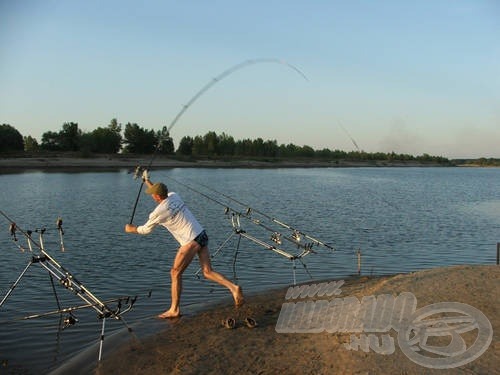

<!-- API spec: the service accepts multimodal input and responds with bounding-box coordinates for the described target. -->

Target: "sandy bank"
[93,264,498,375]
[0,156,451,172]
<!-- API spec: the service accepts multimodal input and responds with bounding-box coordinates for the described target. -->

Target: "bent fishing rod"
[129,58,308,224]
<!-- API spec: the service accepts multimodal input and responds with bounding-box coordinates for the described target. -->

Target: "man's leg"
[198,246,244,307]
[158,241,199,318]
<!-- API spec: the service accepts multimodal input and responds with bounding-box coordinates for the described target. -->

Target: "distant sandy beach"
[0,156,451,172]
[0,156,331,171]
[86,264,498,375]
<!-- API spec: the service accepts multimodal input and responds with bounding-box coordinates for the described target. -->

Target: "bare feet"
[233,286,244,308]
[158,309,180,319]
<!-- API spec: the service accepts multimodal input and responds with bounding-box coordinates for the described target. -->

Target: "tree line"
[0,120,174,155]
[0,120,451,163]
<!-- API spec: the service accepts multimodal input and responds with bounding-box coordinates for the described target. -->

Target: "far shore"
[0,155,459,172]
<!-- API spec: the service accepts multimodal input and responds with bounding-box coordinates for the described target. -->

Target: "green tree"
[234,138,253,156]
[156,126,174,154]
[123,123,156,153]
[218,132,235,156]
[23,136,39,152]
[40,122,81,151]
[279,143,300,157]
[78,132,94,154]
[109,118,121,134]
[83,119,122,153]
[204,131,219,156]
[315,148,333,159]
[0,124,24,152]
[191,135,206,156]
[59,122,81,151]
[262,140,278,157]
[86,127,122,153]
[251,138,264,156]
[177,136,194,155]
[41,130,61,150]
[298,145,315,157]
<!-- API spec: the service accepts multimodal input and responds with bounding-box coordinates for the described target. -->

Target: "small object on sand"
[244,317,258,328]
[222,317,236,329]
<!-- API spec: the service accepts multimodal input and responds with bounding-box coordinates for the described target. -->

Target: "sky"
[1,1,499,159]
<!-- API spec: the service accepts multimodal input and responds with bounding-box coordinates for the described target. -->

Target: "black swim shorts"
[194,230,209,247]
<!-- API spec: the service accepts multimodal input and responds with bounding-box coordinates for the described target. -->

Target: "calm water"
[0,167,499,373]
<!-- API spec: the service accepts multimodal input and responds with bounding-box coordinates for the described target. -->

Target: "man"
[125,173,244,318]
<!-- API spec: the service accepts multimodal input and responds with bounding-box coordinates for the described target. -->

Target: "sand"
[0,156,447,172]
[94,265,499,375]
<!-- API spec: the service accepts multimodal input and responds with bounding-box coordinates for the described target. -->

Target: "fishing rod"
[339,121,360,152]
[130,168,330,284]
[18,292,150,321]
[162,173,335,252]
[0,212,112,316]
[129,58,308,224]
[198,179,334,250]
[0,209,147,362]
[132,169,316,280]
[195,202,315,285]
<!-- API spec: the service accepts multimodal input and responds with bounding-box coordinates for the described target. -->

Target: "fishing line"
[186,177,334,250]
[337,121,401,212]
[142,171,320,285]
[156,172,334,259]
[339,121,360,152]
[129,58,308,224]
[165,173,334,251]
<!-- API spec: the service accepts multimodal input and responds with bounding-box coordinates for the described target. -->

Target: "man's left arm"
[125,224,138,233]
[125,169,154,234]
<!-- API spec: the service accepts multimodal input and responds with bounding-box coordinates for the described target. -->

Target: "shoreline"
[52,264,498,375]
[0,156,456,172]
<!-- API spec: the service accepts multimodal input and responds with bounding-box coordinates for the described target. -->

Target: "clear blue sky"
[1,1,499,158]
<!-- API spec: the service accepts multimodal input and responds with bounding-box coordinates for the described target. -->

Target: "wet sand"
[91,265,498,375]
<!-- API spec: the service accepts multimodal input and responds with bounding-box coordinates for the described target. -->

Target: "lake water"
[0,167,499,373]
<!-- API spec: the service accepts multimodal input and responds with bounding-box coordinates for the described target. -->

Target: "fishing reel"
[56,217,65,252]
[291,230,301,242]
[8,222,25,252]
[62,313,79,330]
[7,218,67,253]
[133,166,149,182]
[271,232,282,245]
[9,222,17,242]
[56,217,64,234]
[60,276,73,289]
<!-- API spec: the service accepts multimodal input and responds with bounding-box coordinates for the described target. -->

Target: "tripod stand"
[194,210,315,286]
[0,220,138,362]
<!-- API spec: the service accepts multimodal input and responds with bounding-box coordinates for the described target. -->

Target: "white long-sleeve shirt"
[136,192,204,246]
